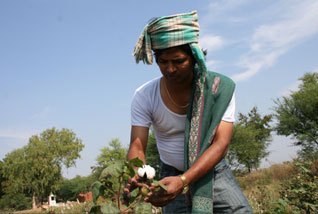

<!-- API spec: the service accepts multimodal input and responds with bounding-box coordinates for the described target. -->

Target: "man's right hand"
[123,174,149,205]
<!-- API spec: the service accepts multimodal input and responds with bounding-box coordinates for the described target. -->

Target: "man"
[126,11,252,213]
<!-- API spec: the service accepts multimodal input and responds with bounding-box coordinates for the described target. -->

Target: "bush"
[0,193,31,211]
[279,160,318,213]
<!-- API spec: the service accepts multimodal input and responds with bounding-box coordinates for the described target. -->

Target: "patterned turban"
[132,10,207,73]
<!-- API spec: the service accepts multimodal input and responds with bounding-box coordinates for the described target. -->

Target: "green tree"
[1,127,84,209]
[274,72,318,160]
[93,138,127,178]
[228,107,272,172]
[57,175,95,202]
[0,157,32,211]
[0,161,4,199]
[145,129,160,179]
[0,193,31,211]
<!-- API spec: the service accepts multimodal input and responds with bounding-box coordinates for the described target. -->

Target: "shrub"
[0,193,31,211]
[279,160,318,213]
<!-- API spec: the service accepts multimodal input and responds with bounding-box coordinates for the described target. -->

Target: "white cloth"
[131,77,235,171]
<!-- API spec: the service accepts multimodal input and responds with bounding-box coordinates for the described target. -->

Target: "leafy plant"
[279,160,318,213]
[90,157,166,213]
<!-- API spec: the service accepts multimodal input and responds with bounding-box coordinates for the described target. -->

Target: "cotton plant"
[90,158,167,214]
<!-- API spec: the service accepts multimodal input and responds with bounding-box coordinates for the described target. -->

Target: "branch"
[120,196,141,213]
[117,175,123,210]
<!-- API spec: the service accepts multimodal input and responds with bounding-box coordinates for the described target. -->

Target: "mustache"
[165,73,177,79]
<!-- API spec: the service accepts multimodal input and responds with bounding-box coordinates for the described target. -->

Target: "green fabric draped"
[132,10,235,213]
[184,69,235,213]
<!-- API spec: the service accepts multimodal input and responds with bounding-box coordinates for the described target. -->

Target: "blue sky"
[1,0,317,178]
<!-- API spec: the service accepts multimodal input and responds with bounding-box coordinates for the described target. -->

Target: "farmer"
[125,11,253,213]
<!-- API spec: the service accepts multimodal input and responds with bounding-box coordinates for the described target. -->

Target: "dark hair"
[153,44,207,63]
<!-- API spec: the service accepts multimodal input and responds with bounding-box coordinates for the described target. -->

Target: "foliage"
[56,175,95,202]
[237,160,318,214]
[237,162,294,213]
[1,127,84,208]
[0,160,6,199]
[274,72,318,160]
[93,138,127,179]
[228,107,272,172]
[90,157,166,213]
[145,129,160,179]
[0,193,31,211]
[279,160,318,213]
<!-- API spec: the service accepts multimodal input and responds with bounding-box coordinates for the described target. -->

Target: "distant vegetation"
[238,159,318,213]
[0,72,317,213]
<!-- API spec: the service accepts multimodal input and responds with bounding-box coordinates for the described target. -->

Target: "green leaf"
[135,202,152,214]
[130,188,139,198]
[100,202,119,214]
[129,157,144,168]
[90,205,102,214]
[100,160,124,179]
[152,180,168,191]
[92,181,102,204]
[124,161,136,177]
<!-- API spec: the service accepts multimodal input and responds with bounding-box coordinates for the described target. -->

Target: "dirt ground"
[13,208,42,213]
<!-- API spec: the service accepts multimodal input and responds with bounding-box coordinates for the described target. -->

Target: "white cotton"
[137,165,156,179]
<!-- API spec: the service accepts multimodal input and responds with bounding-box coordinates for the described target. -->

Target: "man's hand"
[144,176,184,207]
[123,174,149,205]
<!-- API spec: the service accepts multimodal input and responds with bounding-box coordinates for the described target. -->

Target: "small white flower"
[137,165,156,179]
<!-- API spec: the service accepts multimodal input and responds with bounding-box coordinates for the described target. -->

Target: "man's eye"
[158,59,167,63]
[174,59,186,64]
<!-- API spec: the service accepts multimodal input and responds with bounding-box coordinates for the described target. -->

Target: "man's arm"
[183,120,233,185]
[123,126,150,204]
[146,120,233,207]
[127,126,149,164]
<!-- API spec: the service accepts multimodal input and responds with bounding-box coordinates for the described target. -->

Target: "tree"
[0,161,4,199]
[274,72,318,160]
[145,129,160,179]
[227,107,272,172]
[1,127,84,209]
[93,138,127,178]
[56,175,95,202]
[0,157,32,211]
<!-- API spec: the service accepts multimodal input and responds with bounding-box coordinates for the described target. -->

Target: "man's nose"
[166,62,176,73]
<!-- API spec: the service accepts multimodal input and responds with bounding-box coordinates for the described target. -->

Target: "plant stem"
[120,197,140,213]
[117,175,123,210]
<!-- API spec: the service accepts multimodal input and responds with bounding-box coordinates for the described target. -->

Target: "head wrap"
[132,10,207,73]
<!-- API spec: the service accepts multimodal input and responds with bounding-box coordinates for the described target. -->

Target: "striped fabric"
[132,10,205,71]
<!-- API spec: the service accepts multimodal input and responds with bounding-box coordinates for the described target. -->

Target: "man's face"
[156,47,195,84]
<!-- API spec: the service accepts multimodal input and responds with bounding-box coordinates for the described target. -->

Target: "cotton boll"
[137,165,156,180]
[144,165,156,179]
[138,166,146,178]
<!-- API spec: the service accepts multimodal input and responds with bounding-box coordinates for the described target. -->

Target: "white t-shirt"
[131,77,235,171]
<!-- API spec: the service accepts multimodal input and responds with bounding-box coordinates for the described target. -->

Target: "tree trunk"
[32,194,37,209]
[32,193,41,209]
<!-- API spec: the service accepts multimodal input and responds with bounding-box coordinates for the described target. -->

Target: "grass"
[236,161,305,214]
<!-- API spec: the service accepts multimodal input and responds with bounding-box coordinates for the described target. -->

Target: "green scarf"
[184,69,235,213]
[133,10,235,213]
